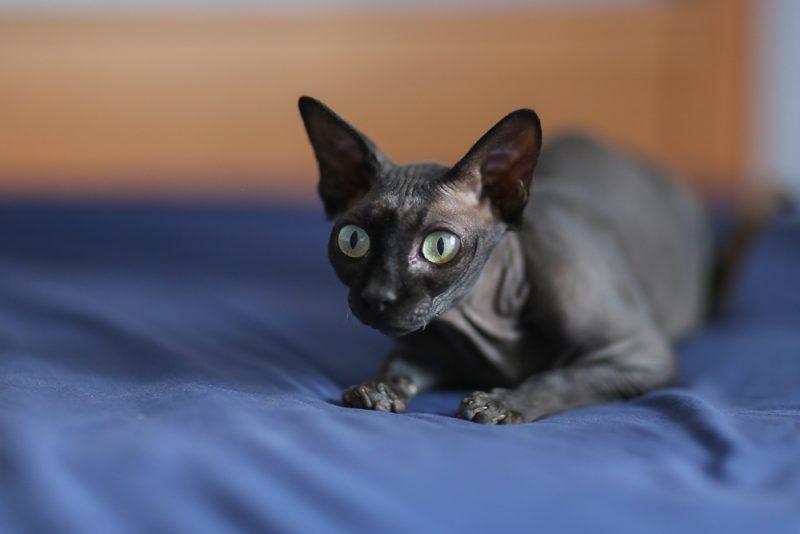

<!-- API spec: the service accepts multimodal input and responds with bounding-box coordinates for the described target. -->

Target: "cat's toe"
[341,382,407,413]
[457,391,524,425]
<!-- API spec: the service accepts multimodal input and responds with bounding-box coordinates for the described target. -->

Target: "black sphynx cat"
[299,96,711,424]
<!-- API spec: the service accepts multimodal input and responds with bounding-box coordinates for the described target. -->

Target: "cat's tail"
[707,185,794,319]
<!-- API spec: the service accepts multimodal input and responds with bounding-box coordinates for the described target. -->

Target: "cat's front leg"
[341,376,417,413]
[457,390,524,424]
[341,341,449,413]
[457,328,676,424]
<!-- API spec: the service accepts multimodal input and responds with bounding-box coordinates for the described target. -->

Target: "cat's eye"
[337,224,370,258]
[421,231,460,265]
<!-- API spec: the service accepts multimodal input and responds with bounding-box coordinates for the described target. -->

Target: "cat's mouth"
[376,324,418,336]
[361,315,427,337]
[348,298,431,336]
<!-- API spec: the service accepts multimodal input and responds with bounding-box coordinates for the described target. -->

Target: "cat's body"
[299,97,711,423]
[383,136,710,421]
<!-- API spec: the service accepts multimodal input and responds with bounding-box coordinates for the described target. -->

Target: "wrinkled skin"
[299,96,710,424]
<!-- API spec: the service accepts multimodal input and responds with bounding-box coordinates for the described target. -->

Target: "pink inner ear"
[328,135,364,173]
[447,108,539,222]
[479,147,531,218]
[482,148,520,177]
[332,135,361,158]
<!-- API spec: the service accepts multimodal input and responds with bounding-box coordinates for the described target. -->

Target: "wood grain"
[0,2,748,198]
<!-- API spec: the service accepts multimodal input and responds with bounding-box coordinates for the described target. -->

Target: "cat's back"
[524,133,712,341]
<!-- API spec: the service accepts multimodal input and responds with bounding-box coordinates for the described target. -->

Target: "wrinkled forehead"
[348,163,493,231]
[346,163,443,221]
[352,190,429,230]
[377,163,449,199]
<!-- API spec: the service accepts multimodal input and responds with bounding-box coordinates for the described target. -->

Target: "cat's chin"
[375,324,421,337]
[358,316,427,337]
[347,297,433,337]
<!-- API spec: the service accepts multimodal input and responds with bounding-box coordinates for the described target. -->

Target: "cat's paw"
[457,390,524,425]
[341,381,407,413]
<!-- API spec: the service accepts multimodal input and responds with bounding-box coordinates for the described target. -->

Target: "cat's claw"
[457,391,524,424]
[342,381,407,413]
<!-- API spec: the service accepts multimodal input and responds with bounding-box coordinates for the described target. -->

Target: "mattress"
[0,201,798,533]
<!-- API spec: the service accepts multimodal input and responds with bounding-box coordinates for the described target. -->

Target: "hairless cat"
[298,96,763,424]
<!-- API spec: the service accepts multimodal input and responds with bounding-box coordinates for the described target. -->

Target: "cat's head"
[299,96,541,336]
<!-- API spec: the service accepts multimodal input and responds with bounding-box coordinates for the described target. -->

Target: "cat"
[298,95,712,424]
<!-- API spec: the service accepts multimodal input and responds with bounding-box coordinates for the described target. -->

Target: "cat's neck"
[437,231,529,358]
[428,231,530,377]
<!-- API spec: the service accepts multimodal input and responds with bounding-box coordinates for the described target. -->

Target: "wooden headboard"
[0,0,748,199]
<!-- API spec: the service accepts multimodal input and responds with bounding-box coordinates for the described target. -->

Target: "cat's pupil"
[437,237,445,255]
[349,231,358,249]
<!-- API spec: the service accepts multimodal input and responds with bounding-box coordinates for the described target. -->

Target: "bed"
[1,201,798,533]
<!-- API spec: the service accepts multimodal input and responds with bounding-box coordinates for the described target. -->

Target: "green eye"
[422,231,460,264]
[337,224,370,258]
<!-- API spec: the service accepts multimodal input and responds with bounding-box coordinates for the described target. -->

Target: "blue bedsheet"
[1,202,798,533]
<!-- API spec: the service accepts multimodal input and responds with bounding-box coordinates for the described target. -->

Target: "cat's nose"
[360,286,398,314]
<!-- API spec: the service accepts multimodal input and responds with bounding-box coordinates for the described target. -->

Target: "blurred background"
[0,0,797,202]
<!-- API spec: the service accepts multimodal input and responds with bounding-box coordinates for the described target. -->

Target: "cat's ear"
[298,96,390,219]
[447,109,542,227]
